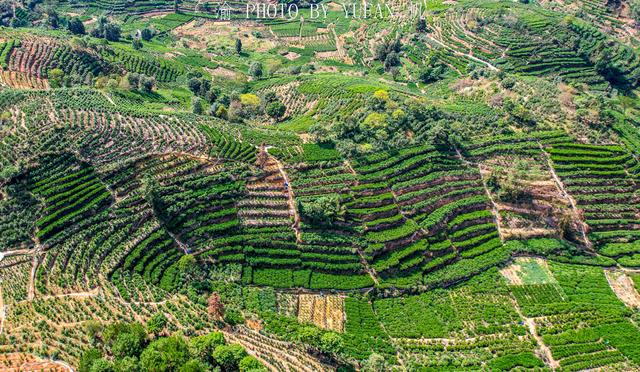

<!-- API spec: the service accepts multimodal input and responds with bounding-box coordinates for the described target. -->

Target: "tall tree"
[67,17,85,35]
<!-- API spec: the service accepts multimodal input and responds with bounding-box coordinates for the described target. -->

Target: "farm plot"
[238,150,302,288]
[257,81,317,119]
[538,0,636,42]
[224,325,334,372]
[341,297,397,363]
[479,155,576,240]
[0,255,31,304]
[0,174,39,252]
[2,38,108,84]
[116,154,247,276]
[287,148,372,290]
[255,74,400,129]
[350,144,507,288]
[425,1,640,90]
[548,143,640,264]
[297,294,344,332]
[0,276,211,366]
[99,47,182,82]
[23,151,243,295]
[0,71,48,89]
[347,148,429,287]
[372,269,542,370]
[53,107,209,165]
[25,153,112,244]
[201,125,257,163]
[509,261,640,371]
[500,257,557,285]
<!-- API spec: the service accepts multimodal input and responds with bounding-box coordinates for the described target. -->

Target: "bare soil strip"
[605,269,640,309]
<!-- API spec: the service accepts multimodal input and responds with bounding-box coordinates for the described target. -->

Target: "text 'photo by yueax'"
[243,1,425,20]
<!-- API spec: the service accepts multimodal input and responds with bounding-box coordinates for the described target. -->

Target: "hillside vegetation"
[1,0,640,370]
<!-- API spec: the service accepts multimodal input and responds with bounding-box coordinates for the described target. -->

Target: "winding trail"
[343,160,380,285]
[0,248,32,259]
[17,287,101,305]
[538,142,593,251]
[477,163,505,242]
[27,251,39,301]
[453,148,504,241]
[100,90,116,106]
[424,34,498,71]
[272,154,302,242]
[510,297,559,369]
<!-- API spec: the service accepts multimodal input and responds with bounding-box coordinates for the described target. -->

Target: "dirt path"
[393,331,514,346]
[453,148,505,241]
[372,304,405,368]
[538,142,593,251]
[272,155,302,242]
[342,160,380,285]
[167,230,190,254]
[100,90,116,106]
[0,248,32,261]
[477,163,505,242]
[510,297,559,369]
[424,34,498,71]
[18,287,101,304]
[20,360,73,372]
[356,248,380,286]
[605,269,640,309]
[27,252,39,301]
[330,24,346,59]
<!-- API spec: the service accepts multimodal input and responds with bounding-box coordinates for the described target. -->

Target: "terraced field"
[1,0,640,370]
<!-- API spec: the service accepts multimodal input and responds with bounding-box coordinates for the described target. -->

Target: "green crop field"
[0,0,640,370]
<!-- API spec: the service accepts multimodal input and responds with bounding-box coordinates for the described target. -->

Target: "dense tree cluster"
[310,89,466,156]
[90,16,121,42]
[127,73,157,93]
[79,321,266,372]
[298,195,346,226]
[68,17,85,35]
[374,37,402,72]
[188,74,222,114]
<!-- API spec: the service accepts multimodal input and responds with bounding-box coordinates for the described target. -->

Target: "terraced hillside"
[421,0,640,89]
[2,0,640,370]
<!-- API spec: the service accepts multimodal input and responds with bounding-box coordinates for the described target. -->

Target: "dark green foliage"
[68,17,85,35]
[91,16,121,42]
[141,28,154,41]
[415,17,427,33]
[298,195,346,226]
[212,344,247,370]
[239,356,267,371]
[79,348,103,372]
[249,62,263,78]
[103,322,148,359]
[140,336,190,371]
[488,352,544,370]
[188,332,225,365]
[266,101,286,119]
[147,313,168,336]
[0,180,38,250]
